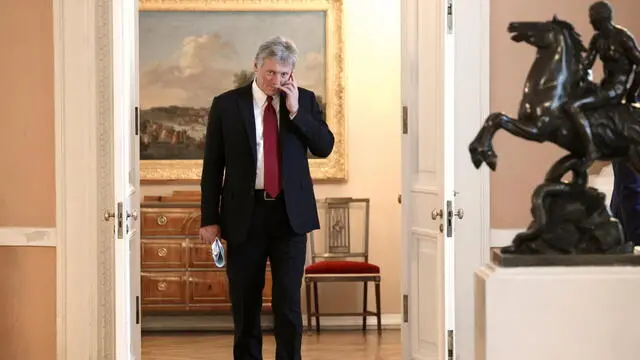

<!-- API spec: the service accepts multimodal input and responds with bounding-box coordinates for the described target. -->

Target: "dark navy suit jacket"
[199,84,334,243]
[610,159,640,245]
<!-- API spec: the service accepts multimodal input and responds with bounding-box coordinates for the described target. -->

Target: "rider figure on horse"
[564,1,640,162]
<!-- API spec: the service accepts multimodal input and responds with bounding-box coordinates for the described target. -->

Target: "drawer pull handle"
[157,281,168,291]
[157,215,168,225]
[157,248,167,257]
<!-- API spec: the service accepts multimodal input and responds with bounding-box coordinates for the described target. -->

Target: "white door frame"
[54,0,119,358]
[53,0,491,359]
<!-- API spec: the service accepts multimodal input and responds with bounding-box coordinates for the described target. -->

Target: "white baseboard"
[142,314,402,332]
[0,227,57,247]
[490,228,523,248]
[316,313,401,329]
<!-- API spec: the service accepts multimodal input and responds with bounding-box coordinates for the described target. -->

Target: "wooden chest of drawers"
[140,191,272,314]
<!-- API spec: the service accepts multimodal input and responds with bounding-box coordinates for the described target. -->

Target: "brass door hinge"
[402,294,408,322]
[447,329,454,360]
[116,201,123,239]
[402,106,408,134]
[447,0,453,34]
[135,295,140,325]
[134,106,139,135]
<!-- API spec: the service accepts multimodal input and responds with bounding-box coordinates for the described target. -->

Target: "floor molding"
[142,314,402,332]
[0,227,57,247]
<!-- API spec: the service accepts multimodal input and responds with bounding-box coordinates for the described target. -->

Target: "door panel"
[401,0,453,359]
[413,229,440,357]
[114,0,142,358]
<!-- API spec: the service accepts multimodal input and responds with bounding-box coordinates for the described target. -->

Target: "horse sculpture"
[469,16,640,255]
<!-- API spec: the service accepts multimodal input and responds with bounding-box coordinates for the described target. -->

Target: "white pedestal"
[475,263,640,360]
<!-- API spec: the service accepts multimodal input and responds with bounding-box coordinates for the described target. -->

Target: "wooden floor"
[142,329,401,360]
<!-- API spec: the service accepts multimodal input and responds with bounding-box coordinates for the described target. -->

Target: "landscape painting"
[138,0,346,183]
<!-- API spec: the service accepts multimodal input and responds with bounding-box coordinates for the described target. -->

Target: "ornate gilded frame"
[139,0,346,183]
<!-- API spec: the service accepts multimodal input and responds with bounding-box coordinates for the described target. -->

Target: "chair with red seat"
[304,197,381,333]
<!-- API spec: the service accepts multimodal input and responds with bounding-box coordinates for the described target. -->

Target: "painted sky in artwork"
[139,11,326,109]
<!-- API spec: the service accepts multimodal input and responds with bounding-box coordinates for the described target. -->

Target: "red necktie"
[263,96,281,197]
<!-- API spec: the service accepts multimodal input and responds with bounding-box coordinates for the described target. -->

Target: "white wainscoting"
[0,227,57,247]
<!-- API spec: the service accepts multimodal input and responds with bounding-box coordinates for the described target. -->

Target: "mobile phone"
[281,73,293,97]
[211,237,225,268]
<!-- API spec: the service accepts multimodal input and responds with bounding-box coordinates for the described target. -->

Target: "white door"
[113,0,142,358]
[401,0,455,359]
[401,0,492,359]
[401,0,490,359]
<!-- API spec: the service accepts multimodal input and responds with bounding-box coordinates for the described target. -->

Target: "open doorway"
[54,0,490,359]
[135,0,401,357]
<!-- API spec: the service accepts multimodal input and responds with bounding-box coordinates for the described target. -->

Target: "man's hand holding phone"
[278,73,299,117]
[200,225,225,267]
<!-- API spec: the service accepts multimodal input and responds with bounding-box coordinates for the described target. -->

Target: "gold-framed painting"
[138,0,346,183]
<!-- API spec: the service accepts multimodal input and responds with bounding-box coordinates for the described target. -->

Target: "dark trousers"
[226,190,307,360]
[610,159,640,245]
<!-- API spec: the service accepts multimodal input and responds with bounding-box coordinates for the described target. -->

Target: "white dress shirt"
[252,80,281,190]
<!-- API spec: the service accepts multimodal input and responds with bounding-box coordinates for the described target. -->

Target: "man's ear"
[253,62,259,72]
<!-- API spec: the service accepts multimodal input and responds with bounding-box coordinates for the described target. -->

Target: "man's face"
[254,57,293,96]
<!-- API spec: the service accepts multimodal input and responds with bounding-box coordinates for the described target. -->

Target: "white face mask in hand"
[211,237,225,268]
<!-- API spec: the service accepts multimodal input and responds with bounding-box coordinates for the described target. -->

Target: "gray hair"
[254,36,298,69]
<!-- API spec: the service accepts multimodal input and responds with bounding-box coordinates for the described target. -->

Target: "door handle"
[454,208,464,219]
[431,209,443,220]
[127,210,138,221]
[104,210,115,221]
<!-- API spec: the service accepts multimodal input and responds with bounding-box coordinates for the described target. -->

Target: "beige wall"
[0,248,56,360]
[490,0,640,228]
[0,0,56,359]
[0,1,55,226]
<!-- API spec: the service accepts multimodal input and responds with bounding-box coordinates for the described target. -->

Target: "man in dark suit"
[199,36,334,360]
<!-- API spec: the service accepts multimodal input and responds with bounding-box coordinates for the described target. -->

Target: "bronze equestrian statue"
[468,2,640,255]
